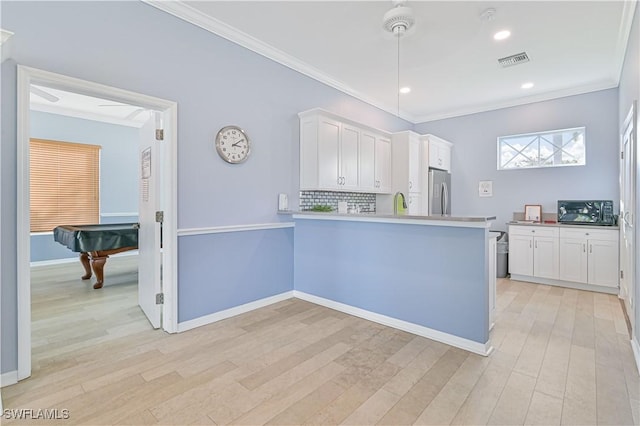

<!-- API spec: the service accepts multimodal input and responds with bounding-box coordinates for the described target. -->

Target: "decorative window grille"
[498,127,586,170]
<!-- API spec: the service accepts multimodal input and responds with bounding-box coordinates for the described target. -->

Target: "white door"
[589,239,620,288]
[317,118,341,189]
[340,124,360,190]
[359,131,376,191]
[559,238,588,283]
[138,114,162,328]
[408,136,421,192]
[509,235,534,276]
[620,103,636,326]
[375,137,391,193]
[533,236,559,279]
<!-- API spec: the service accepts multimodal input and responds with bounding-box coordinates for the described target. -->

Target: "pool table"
[53,223,139,289]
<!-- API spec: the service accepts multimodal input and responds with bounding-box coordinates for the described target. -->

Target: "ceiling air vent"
[498,52,530,68]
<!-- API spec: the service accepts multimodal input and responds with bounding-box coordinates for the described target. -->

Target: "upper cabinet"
[374,136,392,193]
[392,131,428,215]
[392,131,423,194]
[426,134,453,172]
[299,109,392,194]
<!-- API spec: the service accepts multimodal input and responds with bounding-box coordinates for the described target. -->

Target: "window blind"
[30,138,101,232]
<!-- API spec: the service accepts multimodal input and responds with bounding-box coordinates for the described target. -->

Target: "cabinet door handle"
[590,244,592,253]
[535,241,538,249]
[583,244,586,252]
[529,241,532,249]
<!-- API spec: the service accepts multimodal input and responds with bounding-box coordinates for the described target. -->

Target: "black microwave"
[557,200,615,225]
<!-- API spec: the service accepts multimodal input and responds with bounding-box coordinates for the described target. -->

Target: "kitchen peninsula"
[290,211,497,356]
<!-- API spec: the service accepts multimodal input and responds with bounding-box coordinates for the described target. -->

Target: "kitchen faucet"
[394,192,407,215]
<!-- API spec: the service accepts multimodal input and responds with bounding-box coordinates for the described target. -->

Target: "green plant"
[310,204,334,212]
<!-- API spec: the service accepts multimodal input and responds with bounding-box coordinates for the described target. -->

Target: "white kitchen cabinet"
[391,131,427,214]
[359,131,376,191]
[375,136,392,193]
[316,116,341,189]
[407,194,422,215]
[340,124,360,190]
[559,228,619,288]
[408,136,421,192]
[427,135,452,172]
[299,109,392,194]
[508,226,559,279]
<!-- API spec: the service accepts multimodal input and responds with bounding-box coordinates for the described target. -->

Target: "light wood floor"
[3,257,639,425]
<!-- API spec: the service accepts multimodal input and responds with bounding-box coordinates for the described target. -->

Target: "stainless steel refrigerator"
[428,168,451,215]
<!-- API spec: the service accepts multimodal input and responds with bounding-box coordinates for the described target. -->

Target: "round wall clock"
[215,125,251,164]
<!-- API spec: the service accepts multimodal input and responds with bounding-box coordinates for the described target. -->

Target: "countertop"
[280,210,496,228]
[508,221,619,230]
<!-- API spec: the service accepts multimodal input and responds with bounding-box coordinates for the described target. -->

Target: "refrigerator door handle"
[442,182,449,215]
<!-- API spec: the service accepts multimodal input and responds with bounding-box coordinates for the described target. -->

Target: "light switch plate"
[278,193,288,211]
[479,180,493,197]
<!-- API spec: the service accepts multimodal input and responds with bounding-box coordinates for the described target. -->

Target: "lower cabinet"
[509,224,619,291]
[407,194,422,215]
[559,228,619,288]
[508,226,559,279]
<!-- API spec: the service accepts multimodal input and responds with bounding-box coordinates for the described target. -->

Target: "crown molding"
[413,80,619,124]
[143,0,633,126]
[613,0,638,84]
[142,0,417,123]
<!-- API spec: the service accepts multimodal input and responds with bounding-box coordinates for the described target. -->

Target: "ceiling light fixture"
[521,82,534,89]
[400,87,411,94]
[493,30,511,41]
[383,0,415,117]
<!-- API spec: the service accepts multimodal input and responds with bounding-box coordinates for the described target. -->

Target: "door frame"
[16,65,178,381]
[620,101,637,333]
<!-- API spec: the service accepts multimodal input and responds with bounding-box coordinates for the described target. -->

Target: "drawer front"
[560,227,618,242]
[509,225,559,238]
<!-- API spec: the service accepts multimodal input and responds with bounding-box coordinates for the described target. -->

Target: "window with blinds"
[30,138,101,232]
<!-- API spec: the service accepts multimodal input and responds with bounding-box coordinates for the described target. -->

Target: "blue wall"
[178,228,294,323]
[29,111,139,262]
[294,219,489,344]
[414,89,619,231]
[0,1,410,374]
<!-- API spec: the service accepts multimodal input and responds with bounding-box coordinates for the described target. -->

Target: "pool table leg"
[90,254,108,289]
[80,252,92,280]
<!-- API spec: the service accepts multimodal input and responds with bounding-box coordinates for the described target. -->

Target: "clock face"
[215,126,250,164]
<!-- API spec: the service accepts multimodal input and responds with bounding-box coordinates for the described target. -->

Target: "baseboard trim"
[1,370,18,388]
[177,291,294,332]
[509,274,619,295]
[631,336,640,375]
[293,290,493,356]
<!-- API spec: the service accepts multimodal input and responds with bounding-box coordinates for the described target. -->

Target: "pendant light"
[383,1,415,117]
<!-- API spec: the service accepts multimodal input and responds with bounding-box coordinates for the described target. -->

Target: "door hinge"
[621,270,624,279]
[156,293,164,304]
[155,129,164,141]
[621,151,624,160]
[155,211,164,223]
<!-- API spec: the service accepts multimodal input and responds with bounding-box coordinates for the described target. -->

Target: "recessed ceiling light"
[399,87,411,94]
[493,30,511,41]
[521,82,534,89]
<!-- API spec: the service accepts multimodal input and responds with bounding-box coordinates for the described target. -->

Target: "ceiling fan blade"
[30,86,60,103]
[125,108,146,120]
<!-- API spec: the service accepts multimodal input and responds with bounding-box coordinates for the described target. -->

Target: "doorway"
[620,101,636,334]
[16,66,178,381]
